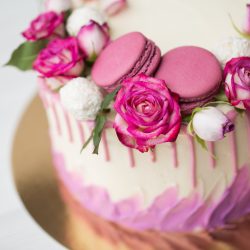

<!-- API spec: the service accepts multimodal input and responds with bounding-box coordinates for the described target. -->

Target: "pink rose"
[33,37,84,77]
[22,11,64,41]
[77,20,110,61]
[224,57,250,110]
[113,74,181,152]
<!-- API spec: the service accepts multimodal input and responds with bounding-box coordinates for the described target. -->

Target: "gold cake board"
[11,96,250,250]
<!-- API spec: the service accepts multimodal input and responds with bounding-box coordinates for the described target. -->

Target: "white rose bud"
[214,37,250,66]
[66,7,106,36]
[192,107,235,141]
[60,77,103,121]
[45,0,71,13]
[77,20,110,61]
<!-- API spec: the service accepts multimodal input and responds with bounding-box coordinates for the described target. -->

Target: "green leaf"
[80,86,122,154]
[229,14,250,39]
[93,115,107,154]
[214,91,229,102]
[6,40,48,71]
[80,131,94,153]
[235,107,245,116]
[195,135,208,151]
[100,86,121,110]
[182,114,192,124]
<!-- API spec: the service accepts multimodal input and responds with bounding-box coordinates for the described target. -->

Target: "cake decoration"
[8,0,250,152]
[66,6,106,36]
[60,77,103,120]
[33,37,84,77]
[155,46,223,115]
[77,20,110,61]
[224,57,250,110]
[113,74,181,152]
[91,32,161,92]
[22,11,65,41]
[214,37,250,66]
[191,107,234,142]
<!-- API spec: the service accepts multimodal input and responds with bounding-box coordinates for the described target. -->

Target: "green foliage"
[6,40,47,71]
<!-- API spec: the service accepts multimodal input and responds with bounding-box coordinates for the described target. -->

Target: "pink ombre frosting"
[224,57,250,110]
[33,37,84,77]
[53,151,250,231]
[22,11,64,41]
[113,74,181,152]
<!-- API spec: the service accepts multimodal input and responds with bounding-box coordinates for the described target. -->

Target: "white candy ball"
[66,7,106,36]
[60,77,103,120]
[214,37,250,66]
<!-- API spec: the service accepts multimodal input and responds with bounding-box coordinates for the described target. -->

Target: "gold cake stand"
[11,96,250,250]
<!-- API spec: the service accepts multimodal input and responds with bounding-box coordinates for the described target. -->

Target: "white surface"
[0,0,64,249]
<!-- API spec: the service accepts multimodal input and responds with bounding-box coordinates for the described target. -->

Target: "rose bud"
[244,4,250,34]
[113,74,181,153]
[192,107,234,142]
[100,0,127,16]
[60,77,103,121]
[66,7,106,36]
[224,57,250,110]
[33,37,84,77]
[45,0,71,13]
[214,37,250,66]
[22,11,64,41]
[77,20,110,61]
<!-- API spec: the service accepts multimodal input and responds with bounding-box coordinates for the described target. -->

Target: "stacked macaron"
[92,32,223,114]
[91,32,161,92]
[155,46,223,114]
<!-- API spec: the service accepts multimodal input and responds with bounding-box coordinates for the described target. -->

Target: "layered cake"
[8,0,250,249]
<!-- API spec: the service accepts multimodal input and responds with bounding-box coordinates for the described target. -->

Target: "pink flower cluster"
[224,57,250,110]
[114,74,181,152]
[22,11,64,41]
[33,37,84,77]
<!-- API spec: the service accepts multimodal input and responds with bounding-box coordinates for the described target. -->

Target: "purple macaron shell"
[155,46,222,100]
[91,32,161,91]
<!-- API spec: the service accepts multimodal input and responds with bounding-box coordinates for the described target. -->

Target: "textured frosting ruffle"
[53,151,250,232]
[59,173,250,250]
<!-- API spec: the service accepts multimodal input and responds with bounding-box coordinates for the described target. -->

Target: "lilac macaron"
[91,32,161,92]
[155,46,222,114]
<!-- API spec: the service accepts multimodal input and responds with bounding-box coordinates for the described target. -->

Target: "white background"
[0,0,64,249]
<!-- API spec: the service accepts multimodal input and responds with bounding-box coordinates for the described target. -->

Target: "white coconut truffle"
[214,37,250,66]
[60,77,103,121]
[66,7,106,36]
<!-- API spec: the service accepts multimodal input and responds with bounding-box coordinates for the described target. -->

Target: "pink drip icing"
[187,135,197,188]
[77,121,85,144]
[128,148,135,167]
[102,129,110,161]
[246,111,250,154]
[171,142,178,168]
[150,150,156,162]
[208,142,216,168]
[63,108,73,143]
[229,131,238,175]
[51,101,62,136]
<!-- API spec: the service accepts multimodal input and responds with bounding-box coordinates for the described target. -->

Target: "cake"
[8,0,250,249]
